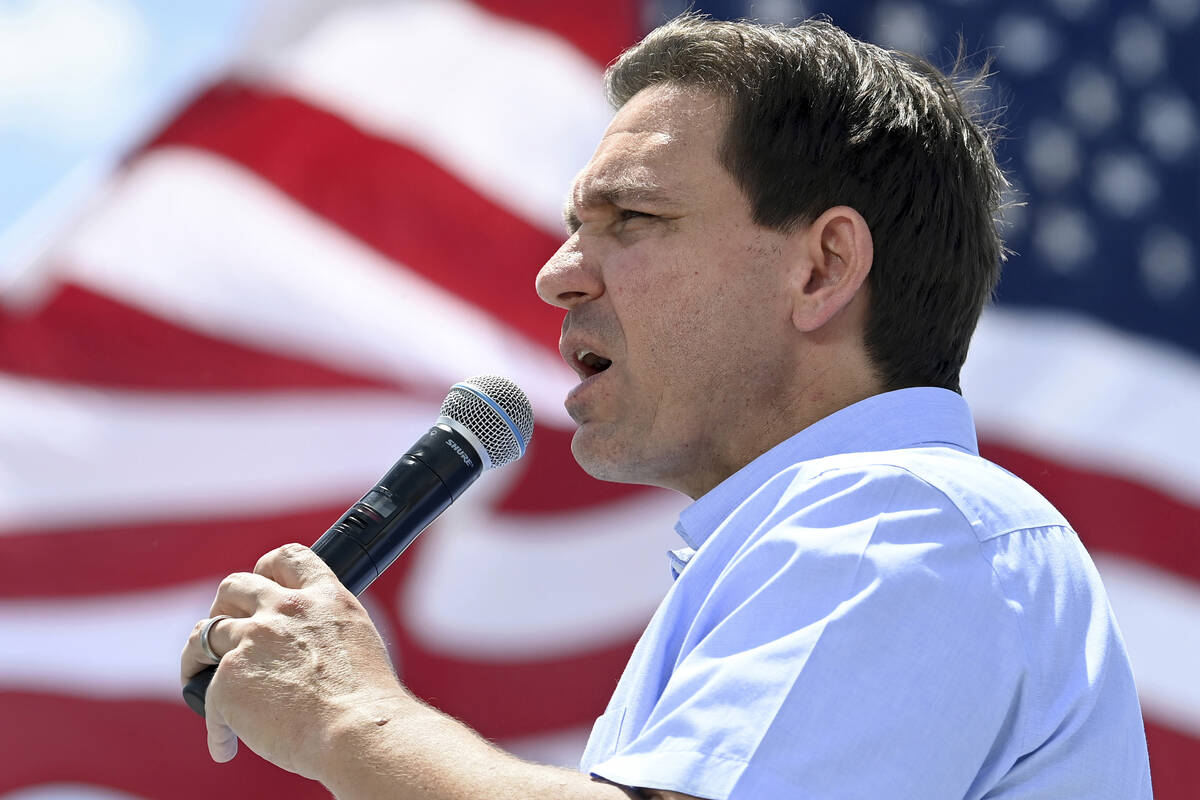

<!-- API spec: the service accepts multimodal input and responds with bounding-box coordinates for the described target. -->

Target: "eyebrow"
[562,178,675,233]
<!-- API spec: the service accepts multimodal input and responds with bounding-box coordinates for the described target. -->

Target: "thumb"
[206,698,238,763]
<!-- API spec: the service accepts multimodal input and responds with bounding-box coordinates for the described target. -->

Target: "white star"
[1026,119,1082,189]
[1152,0,1200,25]
[1050,0,1100,21]
[993,13,1060,75]
[1112,15,1168,84]
[1140,92,1199,162]
[871,2,937,54]
[1064,64,1120,134]
[1141,227,1195,301]
[1033,205,1095,273]
[1091,152,1160,218]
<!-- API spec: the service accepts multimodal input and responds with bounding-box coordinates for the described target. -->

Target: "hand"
[180,543,404,776]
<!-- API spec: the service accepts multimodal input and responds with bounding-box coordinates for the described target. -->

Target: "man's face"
[535,84,799,497]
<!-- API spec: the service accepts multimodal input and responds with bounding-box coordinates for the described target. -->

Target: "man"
[181,14,1153,799]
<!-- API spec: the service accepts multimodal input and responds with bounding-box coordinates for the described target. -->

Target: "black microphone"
[182,375,534,717]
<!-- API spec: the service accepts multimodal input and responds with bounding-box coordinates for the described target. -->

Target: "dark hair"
[605,14,1008,393]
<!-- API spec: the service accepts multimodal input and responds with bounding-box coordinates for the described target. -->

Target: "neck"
[673,360,883,500]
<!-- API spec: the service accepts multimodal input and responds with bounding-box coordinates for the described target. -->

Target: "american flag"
[0,1,1195,798]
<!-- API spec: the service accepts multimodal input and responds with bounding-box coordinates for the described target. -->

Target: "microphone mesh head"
[439,375,534,469]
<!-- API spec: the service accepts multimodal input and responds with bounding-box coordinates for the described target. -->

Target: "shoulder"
[688,451,1025,634]
[777,446,1070,543]
[697,448,1094,642]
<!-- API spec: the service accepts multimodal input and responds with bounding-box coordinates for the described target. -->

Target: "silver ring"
[200,614,232,664]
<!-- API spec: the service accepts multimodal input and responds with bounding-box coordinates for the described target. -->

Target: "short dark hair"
[605,14,1008,393]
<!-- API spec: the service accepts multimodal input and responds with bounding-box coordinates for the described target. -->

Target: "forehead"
[569,84,727,209]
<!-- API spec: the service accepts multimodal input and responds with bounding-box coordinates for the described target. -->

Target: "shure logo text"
[446,439,475,467]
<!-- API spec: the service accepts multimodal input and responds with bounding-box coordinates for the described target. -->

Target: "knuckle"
[276,590,311,617]
[332,588,361,614]
[218,571,251,593]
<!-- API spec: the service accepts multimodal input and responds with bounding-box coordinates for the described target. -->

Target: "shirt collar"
[671,387,978,572]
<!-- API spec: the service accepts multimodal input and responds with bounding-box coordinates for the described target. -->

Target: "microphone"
[182,375,534,717]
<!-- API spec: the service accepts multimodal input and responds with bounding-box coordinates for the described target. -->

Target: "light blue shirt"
[581,388,1152,799]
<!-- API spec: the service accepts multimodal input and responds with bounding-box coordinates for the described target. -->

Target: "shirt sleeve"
[588,465,1030,799]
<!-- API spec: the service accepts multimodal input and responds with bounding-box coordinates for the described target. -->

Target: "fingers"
[180,615,243,683]
[184,545,331,683]
[203,615,239,662]
[254,543,336,589]
[210,571,278,617]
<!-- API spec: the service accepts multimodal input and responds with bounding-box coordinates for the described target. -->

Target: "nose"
[535,235,604,310]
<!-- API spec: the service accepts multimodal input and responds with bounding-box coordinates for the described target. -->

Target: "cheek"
[606,238,783,377]
[605,255,681,344]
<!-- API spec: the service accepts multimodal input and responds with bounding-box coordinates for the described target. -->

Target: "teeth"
[575,349,612,371]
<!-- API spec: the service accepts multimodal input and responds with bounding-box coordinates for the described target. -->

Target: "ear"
[789,205,873,333]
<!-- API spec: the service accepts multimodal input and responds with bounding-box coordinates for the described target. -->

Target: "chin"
[570,440,622,483]
[571,431,642,486]
[570,431,676,490]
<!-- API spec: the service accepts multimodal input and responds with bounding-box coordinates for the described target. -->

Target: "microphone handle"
[182,423,484,717]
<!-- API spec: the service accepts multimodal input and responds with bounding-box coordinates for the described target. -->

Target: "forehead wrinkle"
[577,173,661,207]
[563,169,674,231]
[562,120,691,231]
[565,168,678,224]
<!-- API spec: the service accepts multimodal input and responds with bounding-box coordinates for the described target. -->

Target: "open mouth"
[575,349,613,377]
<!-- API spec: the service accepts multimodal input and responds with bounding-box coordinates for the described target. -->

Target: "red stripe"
[402,634,635,740]
[143,82,566,357]
[0,282,399,391]
[0,504,355,598]
[472,0,641,66]
[0,691,328,798]
[980,440,1200,583]
[1145,719,1200,800]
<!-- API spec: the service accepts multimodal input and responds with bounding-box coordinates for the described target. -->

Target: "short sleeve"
[588,466,1028,799]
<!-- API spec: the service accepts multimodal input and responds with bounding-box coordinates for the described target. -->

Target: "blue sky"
[0,0,258,281]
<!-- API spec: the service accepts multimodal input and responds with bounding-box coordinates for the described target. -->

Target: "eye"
[616,209,655,225]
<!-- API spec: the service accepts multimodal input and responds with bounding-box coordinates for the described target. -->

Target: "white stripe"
[964,308,1200,506]
[0,786,148,800]
[0,579,399,703]
[0,581,214,699]
[0,502,684,693]
[1094,554,1200,737]
[0,491,686,690]
[52,148,575,426]
[500,725,591,769]
[253,0,610,235]
[0,375,434,530]
[399,484,687,658]
[0,498,681,694]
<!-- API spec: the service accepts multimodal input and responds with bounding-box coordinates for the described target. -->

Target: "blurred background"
[0,0,1195,797]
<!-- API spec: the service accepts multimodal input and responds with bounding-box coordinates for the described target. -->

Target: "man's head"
[605,13,1007,394]
[536,15,1006,497]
